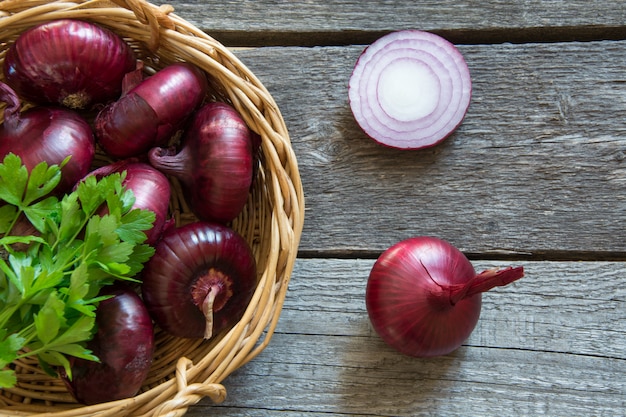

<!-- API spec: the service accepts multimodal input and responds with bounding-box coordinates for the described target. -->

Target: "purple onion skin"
[95,63,208,158]
[141,221,257,339]
[149,102,253,224]
[366,237,524,357]
[61,284,154,405]
[0,82,95,194]
[3,19,136,110]
[87,160,171,245]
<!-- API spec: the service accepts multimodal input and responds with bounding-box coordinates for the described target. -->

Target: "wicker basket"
[0,0,304,415]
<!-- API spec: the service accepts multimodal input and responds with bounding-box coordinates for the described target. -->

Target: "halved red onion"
[348,30,472,150]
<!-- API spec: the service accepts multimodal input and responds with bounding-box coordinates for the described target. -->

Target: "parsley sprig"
[0,154,156,388]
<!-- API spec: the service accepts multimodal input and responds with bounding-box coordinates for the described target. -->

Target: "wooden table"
[168,1,625,416]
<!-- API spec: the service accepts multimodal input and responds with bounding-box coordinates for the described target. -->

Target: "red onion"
[149,102,254,224]
[87,160,171,245]
[61,284,154,405]
[366,236,524,357]
[0,82,95,193]
[3,19,136,110]
[349,30,472,149]
[141,221,257,339]
[95,62,208,158]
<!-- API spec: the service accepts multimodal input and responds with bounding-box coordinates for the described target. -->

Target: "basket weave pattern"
[0,0,305,415]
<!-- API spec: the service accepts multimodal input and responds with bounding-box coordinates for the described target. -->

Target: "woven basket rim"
[0,0,305,416]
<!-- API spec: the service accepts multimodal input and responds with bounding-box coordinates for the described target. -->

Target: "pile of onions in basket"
[348,30,472,149]
[0,18,260,405]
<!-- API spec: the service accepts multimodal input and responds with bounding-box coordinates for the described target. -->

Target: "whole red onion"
[87,160,171,245]
[3,19,136,109]
[149,102,254,224]
[95,62,208,158]
[0,82,95,194]
[141,221,257,339]
[366,236,524,357]
[61,284,154,405]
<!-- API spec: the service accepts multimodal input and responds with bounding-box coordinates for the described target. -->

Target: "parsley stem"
[16,323,37,346]
[1,207,26,239]
[50,207,98,253]
[0,305,19,328]
[0,296,27,330]
[5,213,19,237]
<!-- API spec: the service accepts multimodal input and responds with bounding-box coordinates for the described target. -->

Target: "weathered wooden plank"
[230,41,626,257]
[184,259,626,417]
[167,0,626,45]
[204,345,624,416]
[278,260,626,359]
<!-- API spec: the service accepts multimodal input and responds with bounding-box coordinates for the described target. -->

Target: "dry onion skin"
[348,30,472,150]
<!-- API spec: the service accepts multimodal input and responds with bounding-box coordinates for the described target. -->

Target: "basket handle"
[154,357,227,416]
[109,0,176,50]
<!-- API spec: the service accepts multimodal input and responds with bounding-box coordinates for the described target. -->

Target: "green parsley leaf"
[23,157,64,206]
[0,205,17,235]
[45,314,95,347]
[76,174,106,217]
[24,196,60,234]
[0,234,45,248]
[57,193,83,244]
[0,370,17,388]
[37,350,71,374]
[34,291,65,345]
[0,332,25,388]
[126,244,156,276]
[0,154,29,207]
[0,158,158,388]
[118,208,156,244]
[0,332,25,364]
[51,343,98,362]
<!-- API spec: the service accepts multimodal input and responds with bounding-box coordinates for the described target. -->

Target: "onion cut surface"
[349,30,472,149]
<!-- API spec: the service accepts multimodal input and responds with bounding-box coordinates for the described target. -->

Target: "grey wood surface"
[172,0,626,45]
[169,1,626,416]
[234,42,626,259]
[200,260,625,417]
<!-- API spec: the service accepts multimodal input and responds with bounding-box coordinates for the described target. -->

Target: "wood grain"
[140,2,626,416]
[231,41,626,258]
[170,1,626,45]
[185,259,626,416]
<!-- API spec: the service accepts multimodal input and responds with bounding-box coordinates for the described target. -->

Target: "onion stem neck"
[201,288,217,340]
[193,269,234,340]
[449,266,524,305]
[148,146,193,183]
